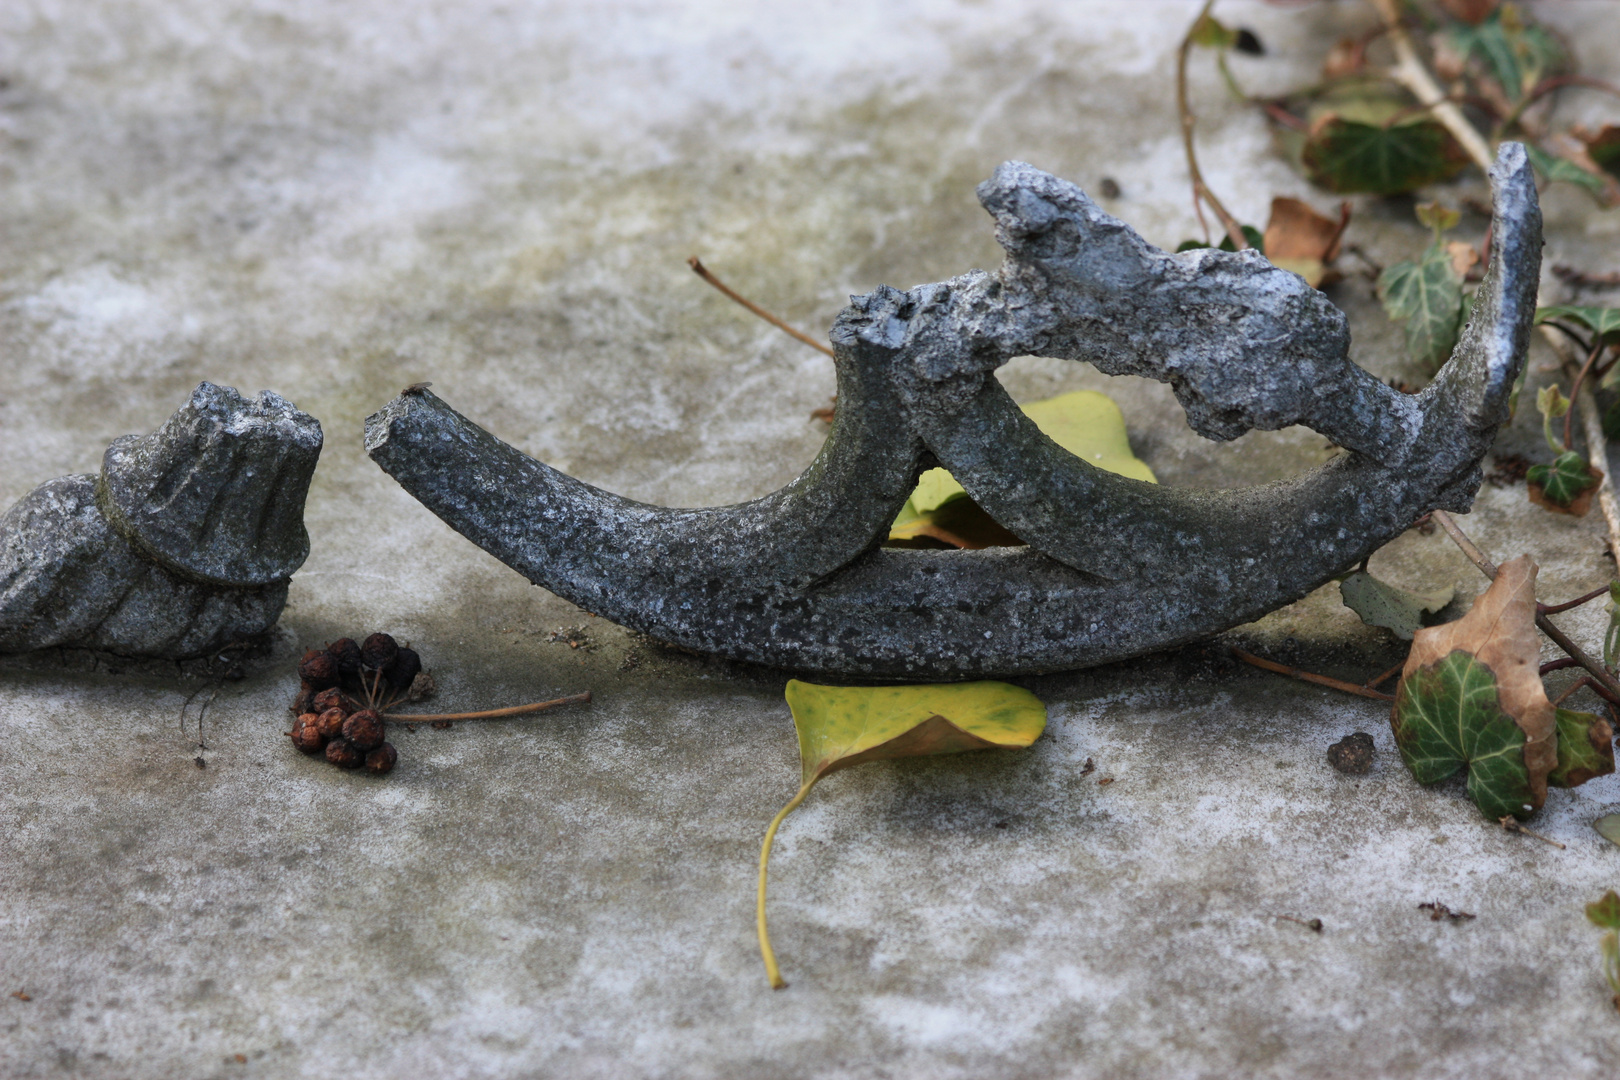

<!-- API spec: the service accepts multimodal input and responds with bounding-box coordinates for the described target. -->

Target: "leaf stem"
[1230,647,1395,701]
[1498,815,1567,849]
[758,780,816,990]
[1431,510,1620,701]
[1564,338,1605,453]
[687,257,834,358]
[1540,585,1612,616]
[1541,324,1620,562]
[382,691,591,724]
[1176,1,1249,250]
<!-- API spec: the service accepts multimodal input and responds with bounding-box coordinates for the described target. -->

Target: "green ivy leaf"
[1534,304,1620,344]
[1547,708,1616,789]
[1300,117,1470,196]
[1188,13,1237,50]
[1447,11,1566,104]
[1527,451,1599,507]
[1597,814,1620,848]
[1338,570,1454,640]
[1588,891,1620,931]
[1378,242,1466,373]
[1524,143,1617,204]
[1392,650,1537,820]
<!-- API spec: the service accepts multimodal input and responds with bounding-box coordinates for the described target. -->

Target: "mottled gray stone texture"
[0,383,320,657]
[4,3,1620,1079]
[367,148,1538,678]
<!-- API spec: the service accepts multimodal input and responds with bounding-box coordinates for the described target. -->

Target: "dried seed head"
[297,649,340,689]
[289,713,326,754]
[342,709,386,751]
[291,680,317,715]
[326,637,362,676]
[324,738,365,769]
[365,743,398,774]
[386,647,422,691]
[310,687,350,715]
[314,707,347,740]
[360,632,398,671]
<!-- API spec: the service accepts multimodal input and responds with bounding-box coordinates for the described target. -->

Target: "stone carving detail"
[0,383,322,659]
[367,146,1540,678]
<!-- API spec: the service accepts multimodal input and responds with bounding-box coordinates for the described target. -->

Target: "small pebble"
[1328,731,1376,774]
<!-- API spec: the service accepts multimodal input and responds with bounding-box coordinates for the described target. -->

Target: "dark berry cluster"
[287,632,424,775]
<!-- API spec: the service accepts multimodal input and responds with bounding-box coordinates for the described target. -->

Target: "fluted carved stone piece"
[0,383,322,659]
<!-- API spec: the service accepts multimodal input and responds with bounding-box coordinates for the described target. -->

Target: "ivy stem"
[382,691,592,724]
[1176,0,1249,250]
[1541,324,1620,560]
[1230,647,1394,701]
[687,257,834,358]
[1564,338,1605,453]
[1431,510,1620,701]
[757,780,816,990]
[1540,585,1612,616]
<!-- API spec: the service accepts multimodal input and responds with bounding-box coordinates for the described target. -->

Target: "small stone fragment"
[310,687,349,715]
[387,647,422,692]
[1327,731,1376,774]
[324,738,365,769]
[297,649,340,689]
[360,632,398,671]
[288,713,326,754]
[342,709,386,751]
[408,670,437,702]
[326,638,362,676]
[365,743,398,774]
[314,707,347,740]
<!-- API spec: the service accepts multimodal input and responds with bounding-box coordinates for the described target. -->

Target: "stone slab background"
[2,2,1620,1077]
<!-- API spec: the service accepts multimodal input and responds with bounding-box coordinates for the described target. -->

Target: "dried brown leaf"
[1401,555,1557,807]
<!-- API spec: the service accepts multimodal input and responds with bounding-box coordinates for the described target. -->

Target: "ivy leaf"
[1263,197,1349,288]
[1524,141,1620,208]
[1188,12,1237,51]
[1581,124,1620,181]
[1392,651,1536,819]
[1527,451,1601,515]
[757,680,1047,988]
[1270,79,1470,196]
[1597,814,1620,848]
[888,390,1155,548]
[1390,556,1557,819]
[1378,241,1467,373]
[1589,891,1620,931]
[1339,570,1454,640]
[1547,708,1615,789]
[1446,8,1567,104]
[1535,305,1620,344]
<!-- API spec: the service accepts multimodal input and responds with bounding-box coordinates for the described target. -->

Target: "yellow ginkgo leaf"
[757,679,1047,989]
[886,390,1155,547]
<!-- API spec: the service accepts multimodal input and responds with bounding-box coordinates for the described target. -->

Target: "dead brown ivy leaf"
[1262,196,1350,288]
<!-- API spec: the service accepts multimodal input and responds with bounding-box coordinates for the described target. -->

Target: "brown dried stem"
[687,257,834,357]
[1177,1,1249,250]
[1231,647,1395,701]
[383,691,592,724]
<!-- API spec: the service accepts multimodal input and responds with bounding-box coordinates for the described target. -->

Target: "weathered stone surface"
[367,148,1539,678]
[0,384,318,658]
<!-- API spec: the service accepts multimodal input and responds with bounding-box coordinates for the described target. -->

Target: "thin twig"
[1551,676,1620,709]
[1540,584,1612,616]
[687,257,834,357]
[1231,647,1395,701]
[1177,0,1249,249]
[1365,660,1407,690]
[1498,815,1567,849]
[1367,0,1495,173]
[1564,338,1605,452]
[383,691,592,724]
[1540,656,1583,676]
[1431,510,1620,701]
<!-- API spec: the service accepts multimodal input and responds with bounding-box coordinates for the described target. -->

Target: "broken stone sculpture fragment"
[0,383,322,659]
[367,144,1540,679]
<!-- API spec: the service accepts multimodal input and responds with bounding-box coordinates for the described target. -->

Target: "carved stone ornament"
[366,144,1541,679]
[0,383,322,659]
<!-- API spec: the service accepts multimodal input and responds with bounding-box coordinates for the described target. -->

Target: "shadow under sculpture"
[366,145,1540,679]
